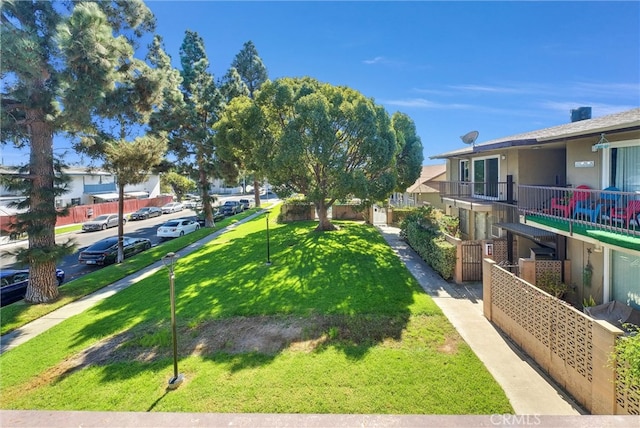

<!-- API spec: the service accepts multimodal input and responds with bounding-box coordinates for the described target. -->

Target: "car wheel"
[101,224,107,230]
[144,242,151,250]
[180,231,184,236]
[195,225,200,230]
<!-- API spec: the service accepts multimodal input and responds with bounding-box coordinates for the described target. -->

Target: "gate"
[372,205,387,225]
[461,241,483,281]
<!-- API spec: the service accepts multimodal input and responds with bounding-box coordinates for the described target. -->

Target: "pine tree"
[1,0,155,303]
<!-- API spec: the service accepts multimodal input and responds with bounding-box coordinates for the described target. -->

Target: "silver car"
[82,214,124,232]
[161,202,184,214]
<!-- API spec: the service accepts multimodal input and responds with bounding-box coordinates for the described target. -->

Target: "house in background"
[431,107,639,310]
[404,164,446,210]
[0,166,160,211]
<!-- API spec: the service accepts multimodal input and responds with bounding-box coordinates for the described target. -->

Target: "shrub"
[404,220,456,280]
[610,324,640,391]
[536,271,568,299]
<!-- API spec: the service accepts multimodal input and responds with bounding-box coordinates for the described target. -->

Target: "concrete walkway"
[4,218,631,427]
[376,225,583,416]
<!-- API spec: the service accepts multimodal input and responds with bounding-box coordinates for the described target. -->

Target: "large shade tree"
[392,112,424,192]
[252,77,411,231]
[0,0,155,303]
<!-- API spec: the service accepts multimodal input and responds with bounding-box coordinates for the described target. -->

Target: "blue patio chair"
[573,186,619,223]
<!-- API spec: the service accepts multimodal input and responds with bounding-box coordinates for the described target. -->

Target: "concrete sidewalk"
[376,225,584,416]
[1,219,603,426]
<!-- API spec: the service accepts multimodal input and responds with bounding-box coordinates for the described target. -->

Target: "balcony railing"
[439,178,516,202]
[519,185,640,237]
[84,183,117,194]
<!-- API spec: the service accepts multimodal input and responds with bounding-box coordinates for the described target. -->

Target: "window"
[473,157,499,198]
[459,160,469,182]
[611,250,640,310]
[610,145,640,192]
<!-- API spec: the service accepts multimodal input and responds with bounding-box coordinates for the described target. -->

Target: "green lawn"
[0,207,513,414]
[0,209,260,335]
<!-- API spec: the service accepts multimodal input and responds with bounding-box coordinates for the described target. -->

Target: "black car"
[221,200,243,216]
[192,210,225,227]
[1,268,65,307]
[78,236,152,266]
[130,206,162,220]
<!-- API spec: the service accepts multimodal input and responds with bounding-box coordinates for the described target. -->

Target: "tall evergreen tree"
[75,35,180,263]
[151,30,223,227]
[0,0,155,303]
[225,41,269,206]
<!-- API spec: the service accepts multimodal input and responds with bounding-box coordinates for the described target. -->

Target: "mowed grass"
[0,207,513,414]
[0,209,260,335]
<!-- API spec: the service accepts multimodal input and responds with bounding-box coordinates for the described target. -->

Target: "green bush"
[404,220,456,280]
[611,324,640,391]
[392,208,414,226]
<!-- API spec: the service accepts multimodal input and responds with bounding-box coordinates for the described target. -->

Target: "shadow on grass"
[58,213,422,381]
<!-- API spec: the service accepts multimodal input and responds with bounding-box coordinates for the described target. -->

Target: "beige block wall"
[483,262,630,414]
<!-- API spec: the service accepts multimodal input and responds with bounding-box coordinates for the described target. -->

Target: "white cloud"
[363,56,386,65]
[449,84,517,94]
[381,98,472,109]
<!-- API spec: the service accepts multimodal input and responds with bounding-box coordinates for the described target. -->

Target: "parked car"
[78,236,152,266]
[182,199,198,209]
[1,268,65,307]
[130,206,162,220]
[161,202,184,214]
[260,191,278,200]
[193,210,224,227]
[221,200,243,216]
[82,214,123,232]
[238,199,251,210]
[157,218,200,239]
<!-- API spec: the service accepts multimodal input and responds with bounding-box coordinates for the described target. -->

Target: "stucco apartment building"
[431,107,640,311]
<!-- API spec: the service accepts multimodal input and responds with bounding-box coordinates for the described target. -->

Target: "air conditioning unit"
[491,224,506,238]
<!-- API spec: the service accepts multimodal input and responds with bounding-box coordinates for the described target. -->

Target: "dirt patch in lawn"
[31,314,457,388]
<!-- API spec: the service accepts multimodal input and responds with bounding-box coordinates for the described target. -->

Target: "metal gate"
[461,241,483,281]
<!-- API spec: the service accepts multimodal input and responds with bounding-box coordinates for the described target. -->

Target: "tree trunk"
[24,109,59,303]
[253,178,261,208]
[117,183,125,263]
[198,155,215,227]
[314,199,336,231]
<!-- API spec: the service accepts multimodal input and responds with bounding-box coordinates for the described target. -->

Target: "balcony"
[439,177,516,211]
[518,185,640,250]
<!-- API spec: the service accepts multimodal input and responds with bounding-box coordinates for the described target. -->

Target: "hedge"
[405,221,456,280]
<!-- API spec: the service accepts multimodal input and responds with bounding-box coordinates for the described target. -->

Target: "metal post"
[266,211,271,266]
[162,252,184,389]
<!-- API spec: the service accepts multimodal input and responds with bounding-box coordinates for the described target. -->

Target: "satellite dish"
[461,131,479,146]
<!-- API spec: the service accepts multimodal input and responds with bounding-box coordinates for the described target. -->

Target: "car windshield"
[93,215,109,221]
[138,208,150,212]
[163,221,179,227]
[88,238,118,250]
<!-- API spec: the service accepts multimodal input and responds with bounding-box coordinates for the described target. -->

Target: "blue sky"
[2,1,639,166]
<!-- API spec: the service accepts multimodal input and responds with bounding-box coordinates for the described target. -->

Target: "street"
[0,194,265,283]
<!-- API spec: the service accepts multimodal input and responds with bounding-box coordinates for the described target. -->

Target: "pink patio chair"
[610,199,640,228]
[550,185,590,218]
